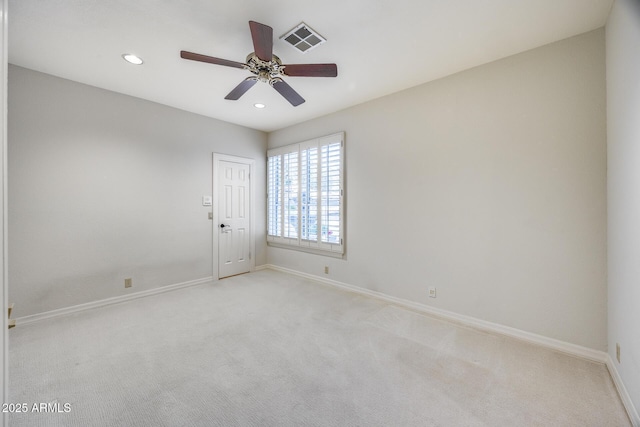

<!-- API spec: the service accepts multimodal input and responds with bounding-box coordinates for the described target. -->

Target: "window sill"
[267,241,344,259]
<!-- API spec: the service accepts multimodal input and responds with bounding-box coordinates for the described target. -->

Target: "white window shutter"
[267,132,344,256]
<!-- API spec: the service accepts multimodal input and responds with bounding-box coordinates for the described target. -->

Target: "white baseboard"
[14,276,214,327]
[606,355,640,427]
[263,264,607,363]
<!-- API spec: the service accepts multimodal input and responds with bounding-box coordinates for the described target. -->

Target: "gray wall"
[607,0,640,416]
[8,65,267,317]
[268,29,607,351]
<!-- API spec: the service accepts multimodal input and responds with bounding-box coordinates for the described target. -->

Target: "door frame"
[1,0,8,424]
[212,153,256,280]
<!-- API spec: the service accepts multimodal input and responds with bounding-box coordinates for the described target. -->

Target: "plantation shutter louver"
[267,155,282,237]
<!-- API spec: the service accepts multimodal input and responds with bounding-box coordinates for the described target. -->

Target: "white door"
[217,159,251,278]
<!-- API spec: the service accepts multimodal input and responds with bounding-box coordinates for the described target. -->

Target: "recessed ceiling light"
[122,54,143,65]
[254,103,266,109]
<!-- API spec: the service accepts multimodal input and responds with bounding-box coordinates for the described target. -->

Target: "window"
[267,132,344,255]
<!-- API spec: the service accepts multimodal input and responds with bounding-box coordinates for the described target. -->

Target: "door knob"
[220,224,230,228]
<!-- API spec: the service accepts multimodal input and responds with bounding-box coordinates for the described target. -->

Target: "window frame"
[267,132,345,257]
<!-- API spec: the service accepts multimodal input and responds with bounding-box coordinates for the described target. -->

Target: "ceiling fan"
[180,21,338,107]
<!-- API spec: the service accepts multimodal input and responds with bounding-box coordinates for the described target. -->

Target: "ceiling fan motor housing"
[245,53,283,84]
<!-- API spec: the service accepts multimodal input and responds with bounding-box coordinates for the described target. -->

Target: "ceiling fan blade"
[225,77,258,100]
[272,79,305,107]
[249,21,273,62]
[180,51,246,69]
[282,63,338,77]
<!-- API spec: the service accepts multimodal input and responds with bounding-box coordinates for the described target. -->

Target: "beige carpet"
[9,269,630,426]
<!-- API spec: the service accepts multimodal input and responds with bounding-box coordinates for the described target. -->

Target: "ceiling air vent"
[280,22,326,53]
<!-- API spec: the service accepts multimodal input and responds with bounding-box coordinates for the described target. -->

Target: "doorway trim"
[212,153,256,280]
[1,0,9,424]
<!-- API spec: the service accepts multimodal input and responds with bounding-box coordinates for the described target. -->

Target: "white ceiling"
[8,0,613,132]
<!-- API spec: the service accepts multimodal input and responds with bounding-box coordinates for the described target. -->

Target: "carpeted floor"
[9,269,630,426]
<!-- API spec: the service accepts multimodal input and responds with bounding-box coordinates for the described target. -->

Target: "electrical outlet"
[616,343,621,363]
[324,266,329,274]
[429,287,437,298]
[125,278,132,288]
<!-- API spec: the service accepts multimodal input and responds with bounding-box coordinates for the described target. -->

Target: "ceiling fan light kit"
[180,20,337,107]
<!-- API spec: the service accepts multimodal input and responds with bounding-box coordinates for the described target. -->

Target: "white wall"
[8,65,267,317]
[268,29,607,351]
[607,0,640,418]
